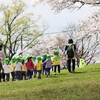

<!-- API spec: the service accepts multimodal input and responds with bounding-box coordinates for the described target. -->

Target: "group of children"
[0,50,63,82]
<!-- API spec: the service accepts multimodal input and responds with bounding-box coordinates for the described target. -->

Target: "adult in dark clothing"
[64,39,77,73]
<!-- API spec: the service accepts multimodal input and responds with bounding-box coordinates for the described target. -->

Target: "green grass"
[0,63,100,100]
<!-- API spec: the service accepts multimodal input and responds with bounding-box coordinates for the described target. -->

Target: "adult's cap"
[68,39,73,44]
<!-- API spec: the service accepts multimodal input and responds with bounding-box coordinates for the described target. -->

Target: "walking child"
[15,56,22,80]
[36,56,43,79]
[52,50,63,75]
[21,58,27,80]
[32,56,37,78]
[11,57,16,81]
[45,55,52,77]
[3,58,12,82]
[26,55,34,79]
[42,54,47,75]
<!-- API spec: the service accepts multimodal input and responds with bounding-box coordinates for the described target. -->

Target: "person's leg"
[54,65,57,75]
[72,59,75,72]
[16,71,18,80]
[19,71,22,80]
[3,72,5,82]
[30,70,33,79]
[58,65,60,73]
[38,71,41,79]
[0,71,1,82]
[34,68,37,78]
[46,68,48,77]
[11,72,14,81]
[48,68,50,76]
[67,60,71,72]
[6,73,10,81]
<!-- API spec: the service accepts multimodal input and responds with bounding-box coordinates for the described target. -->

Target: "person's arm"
[31,61,34,70]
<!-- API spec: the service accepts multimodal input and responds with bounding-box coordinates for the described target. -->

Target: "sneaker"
[72,71,75,73]
[54,73,56,75]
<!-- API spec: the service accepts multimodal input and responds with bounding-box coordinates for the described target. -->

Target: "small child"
[42,54,47,75]
[11,57,16,81]
[0,57,4,82]
[15,56,22,80]
[52,50,63,75]
[45,55,52,77]
[21,58,27,80]
[36,56,43,79]
[32,56,37,78]
[26,55,34,79]
[3,58,12,82]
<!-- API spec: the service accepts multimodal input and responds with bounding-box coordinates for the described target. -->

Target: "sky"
[0,0,99,33]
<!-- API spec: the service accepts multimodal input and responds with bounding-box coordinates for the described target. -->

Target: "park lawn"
[0,63,100,100]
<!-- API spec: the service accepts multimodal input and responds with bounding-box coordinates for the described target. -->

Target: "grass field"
[0,63,100,100]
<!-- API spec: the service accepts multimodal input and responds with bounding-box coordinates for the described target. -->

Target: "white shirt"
[15,62,22,71]
[3,64,12,73]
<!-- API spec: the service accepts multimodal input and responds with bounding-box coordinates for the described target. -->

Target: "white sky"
[0,0,99,33]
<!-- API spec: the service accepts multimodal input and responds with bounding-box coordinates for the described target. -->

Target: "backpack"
[66,44,74,58]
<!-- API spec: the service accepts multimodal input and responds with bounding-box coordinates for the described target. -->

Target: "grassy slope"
[0,63,100,100]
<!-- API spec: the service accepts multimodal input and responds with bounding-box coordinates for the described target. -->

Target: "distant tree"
[33,0,100,12]
[0,0,45,59]
[74,11,100,65]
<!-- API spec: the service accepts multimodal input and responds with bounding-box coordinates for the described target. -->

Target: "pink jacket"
[26,60,34,70]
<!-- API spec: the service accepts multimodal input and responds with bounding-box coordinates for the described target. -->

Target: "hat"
[37,56,41,63]
[54,50,59,55]
[11,57,16,64]
[68,39,73,44]
[42,53,47,60]
[16,56,21,64]
[47,55,51,61]
[26,55,32,61]
[21,58,25,63]
[4,58,10,64]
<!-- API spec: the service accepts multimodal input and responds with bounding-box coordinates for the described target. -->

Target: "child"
[3,58,12,82]
[11,57,16,81]
[0,57,4,82]
[42,54,47,75]
[15,56,22,80]
[21,58,27,80]
[45,55,52,77]
[26,55,34,79]
[36,56,43,79]
[52,50,63,75]
[32,56,37,78]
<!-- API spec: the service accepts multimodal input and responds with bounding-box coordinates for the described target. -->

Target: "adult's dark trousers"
[5,73,10,81]
[1,72,5,81]
[21,71,26,80]
[67,59,75,72]
[0,72,2,82]
[37,70,41,79]
[16,71,21,80]
[54,65,60,73]
[27,70,33,79]
[11,72,15,81]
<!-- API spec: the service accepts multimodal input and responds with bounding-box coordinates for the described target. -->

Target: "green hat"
[32,56,36,62]
[37,56,41,63]
[21,58,25,63]
[54,50,59,56]
[0,57,2,59]
[26,55,32,61]
[16,56,21,64]
[47,55,51,61]
[4,58,10,64]
[42,53,47,60]
[11,57,16,64]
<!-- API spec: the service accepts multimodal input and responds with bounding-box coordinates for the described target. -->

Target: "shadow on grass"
[72,72,86,74]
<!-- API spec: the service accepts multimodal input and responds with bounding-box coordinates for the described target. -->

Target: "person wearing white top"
[3,58,12,82]
[15,56,22,80]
